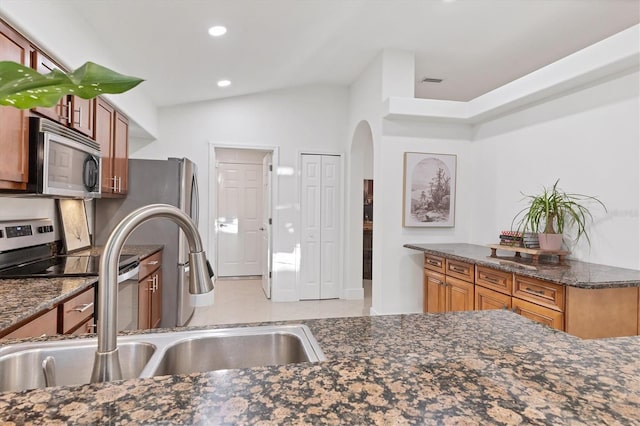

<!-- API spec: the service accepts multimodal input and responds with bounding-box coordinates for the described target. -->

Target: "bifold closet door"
[300,154,341,300]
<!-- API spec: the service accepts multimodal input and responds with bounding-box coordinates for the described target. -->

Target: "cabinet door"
[138,276,151,330]
[113,111,129,194]
[512,298,564,331]
[424,270,446,313]
[1,308,58,340]
[150,269,162,328]
[31,50,68,124]
[70,96,94,137]
[475,285,512,311]
[94,98,115,194]
[0,21,31,190]
[445,276,474,312]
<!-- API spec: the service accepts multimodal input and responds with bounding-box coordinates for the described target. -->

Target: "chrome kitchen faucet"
[90,204,214,383]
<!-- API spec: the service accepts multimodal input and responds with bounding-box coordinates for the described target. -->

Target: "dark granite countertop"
[0,310,639,424]
[405,243,640,289]
[0,245,163,333]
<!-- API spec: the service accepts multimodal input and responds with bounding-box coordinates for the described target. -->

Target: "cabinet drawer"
[60,287,95,334]
[446,259,474,283]
[475,285,512,311]
[513,275,564,312]
[424,254,445,274]
[476,266,512,295]
[1,308,58,340]
[139,250,162,279]
[70,317,95,336]
[512,297,564,331]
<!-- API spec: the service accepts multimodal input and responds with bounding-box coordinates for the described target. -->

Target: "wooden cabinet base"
[566,286,638,339]
[512,298,564,331]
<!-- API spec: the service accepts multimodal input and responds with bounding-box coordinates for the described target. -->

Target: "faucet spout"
[90,204,214,383]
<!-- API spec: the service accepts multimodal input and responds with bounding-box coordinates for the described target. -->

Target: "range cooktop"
[0,254,138,279]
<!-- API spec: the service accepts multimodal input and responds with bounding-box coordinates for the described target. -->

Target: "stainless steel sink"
[0,340,156,392]
[0,324,325,392]
[147,326,322,376]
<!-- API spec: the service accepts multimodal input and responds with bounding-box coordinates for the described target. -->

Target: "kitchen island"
[0,310,639,424]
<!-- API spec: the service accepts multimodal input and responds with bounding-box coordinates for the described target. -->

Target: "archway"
[345,120,374,308]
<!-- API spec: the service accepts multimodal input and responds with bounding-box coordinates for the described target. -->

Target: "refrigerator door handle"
[192,173,199,228]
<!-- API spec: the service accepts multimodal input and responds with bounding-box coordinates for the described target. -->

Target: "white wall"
[133,84,349,300]
[469,69,640,269]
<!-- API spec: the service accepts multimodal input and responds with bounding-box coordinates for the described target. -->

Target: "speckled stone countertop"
[1,310,639,424]
[0,245,163,333]
[405,243,640,289]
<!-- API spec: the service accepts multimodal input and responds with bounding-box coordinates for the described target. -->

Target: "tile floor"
[189,278,372,326]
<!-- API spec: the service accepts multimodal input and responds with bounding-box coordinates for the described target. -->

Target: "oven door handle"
[118,265,140,283]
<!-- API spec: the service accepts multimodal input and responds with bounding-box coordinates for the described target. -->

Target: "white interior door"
[300,155,321,299]
[320,155,340,298]
[217,162,263,277]
[300,154,341,300]
[261,153,273,298]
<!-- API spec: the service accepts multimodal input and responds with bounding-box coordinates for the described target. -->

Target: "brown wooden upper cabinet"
[31,50,95,138]
[94,98,129,196]
[0,20,32,191]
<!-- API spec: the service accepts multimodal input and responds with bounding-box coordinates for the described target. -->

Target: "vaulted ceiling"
[59,0,640,107]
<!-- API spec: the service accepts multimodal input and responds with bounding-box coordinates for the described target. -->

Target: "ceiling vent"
[421,77,443,83]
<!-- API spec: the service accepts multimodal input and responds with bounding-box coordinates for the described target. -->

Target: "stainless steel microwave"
[28,117,101,198]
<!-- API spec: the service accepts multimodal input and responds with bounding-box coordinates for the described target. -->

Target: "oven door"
[116,264,140,331]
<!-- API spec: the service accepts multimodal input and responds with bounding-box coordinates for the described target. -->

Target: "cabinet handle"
[484,275,499,284]
[525,287,545,295]
[427,259,440,266]
[71,302,93,313]
[111,176,118,192]
[146,260,159,265]
[118,176,122,193]
[431,279,443,285]
[450,265,466,273]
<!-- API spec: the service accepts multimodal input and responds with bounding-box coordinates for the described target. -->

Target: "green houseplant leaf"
[512,179,607,246]
[0,61,144,109]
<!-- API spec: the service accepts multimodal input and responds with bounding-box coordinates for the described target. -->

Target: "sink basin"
[0,340,156,392]
[147,326,322,376]
[0,324,325,392]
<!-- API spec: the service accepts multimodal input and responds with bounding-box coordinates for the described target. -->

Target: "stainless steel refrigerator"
[95,157,200,327]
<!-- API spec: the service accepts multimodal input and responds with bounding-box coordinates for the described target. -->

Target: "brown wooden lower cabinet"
[475,285,512,311]
[565,286,638,339]
[138,250,163,329]
[424,270,446,313]
[445,276,474,312]
[1,308,58,340]
[512,297,564,331]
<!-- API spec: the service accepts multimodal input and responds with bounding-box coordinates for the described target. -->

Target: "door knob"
[259,227,265,231]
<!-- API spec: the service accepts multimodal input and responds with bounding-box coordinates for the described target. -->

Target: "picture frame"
[57,199,92,252]
[402,152,456,227]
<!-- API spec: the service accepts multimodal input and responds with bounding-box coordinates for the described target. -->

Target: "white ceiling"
[64,0,639,107]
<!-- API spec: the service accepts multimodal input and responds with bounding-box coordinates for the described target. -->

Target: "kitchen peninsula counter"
[1,310,639,424]
[405,243,640,289]
[0,245,163,334]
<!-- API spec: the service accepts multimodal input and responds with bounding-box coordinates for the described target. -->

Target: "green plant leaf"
[0,61,144,109]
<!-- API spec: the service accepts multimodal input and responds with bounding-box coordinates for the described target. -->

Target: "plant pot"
[538,233,563,251]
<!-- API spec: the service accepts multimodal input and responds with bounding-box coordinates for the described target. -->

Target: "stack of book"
[499,231,540,248]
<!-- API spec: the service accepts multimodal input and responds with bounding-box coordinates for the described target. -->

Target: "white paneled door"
[261,153,273,298]
[217,163,263,277]
[300,154,341,300]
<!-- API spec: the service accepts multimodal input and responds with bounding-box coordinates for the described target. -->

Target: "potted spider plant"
[512,180,607,251]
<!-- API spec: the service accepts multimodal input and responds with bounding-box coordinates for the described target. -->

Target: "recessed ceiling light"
[217,80,231,87]
[208,26,227,37]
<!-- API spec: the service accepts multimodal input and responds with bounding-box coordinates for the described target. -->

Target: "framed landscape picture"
[403,152,456,227]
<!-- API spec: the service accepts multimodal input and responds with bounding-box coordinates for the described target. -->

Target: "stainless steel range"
[0,219,138,278]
